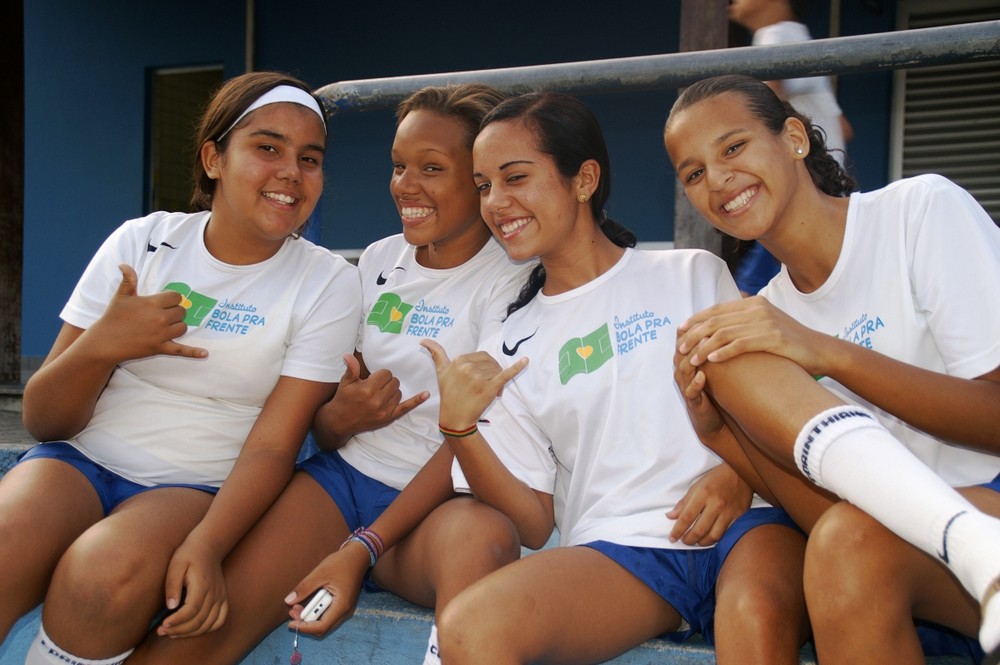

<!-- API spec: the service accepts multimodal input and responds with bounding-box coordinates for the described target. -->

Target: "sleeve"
[281,259,363,383]
[60,217,151,329]
[907,175,1000,378]
[451,330,556,495]
[451,389,557,495]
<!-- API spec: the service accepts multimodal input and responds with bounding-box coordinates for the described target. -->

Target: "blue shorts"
[297,451,402,592]
[18,441,218,516]
[297,450,401,532]
[583,506,799,645]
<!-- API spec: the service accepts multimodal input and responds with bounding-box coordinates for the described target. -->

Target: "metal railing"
[315,21,1000,114]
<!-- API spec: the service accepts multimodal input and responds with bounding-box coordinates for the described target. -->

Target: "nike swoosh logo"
[146,241,178,253]
[376,266,406,285]
[937,510,967,563]
[502,329,538,356]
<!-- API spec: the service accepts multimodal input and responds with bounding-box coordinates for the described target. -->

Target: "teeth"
[499,218,531,235]
[723,187,756,212]
[264,192,296,205]
[401,207,433,218]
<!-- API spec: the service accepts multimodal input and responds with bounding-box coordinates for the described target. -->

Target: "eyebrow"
[675,129,746,173]
[250,128,325,154]
[473,159,534,181]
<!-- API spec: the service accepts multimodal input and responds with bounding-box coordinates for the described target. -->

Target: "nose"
[706,164,734,191]
[277,154,302,183]
[481,184,510,215]
[391,167,418,198]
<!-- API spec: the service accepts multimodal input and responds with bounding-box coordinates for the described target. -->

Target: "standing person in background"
[728,0,853,296]
[0,71,362,664]
[665,74,1000,665]
[128,83,538,665]
[425,91,811,665]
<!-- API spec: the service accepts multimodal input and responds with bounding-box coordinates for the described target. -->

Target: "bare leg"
[714,524,809,665]
[42,487,213,657]
[374,496,521,621]
[806,487,1000,665]
[438,546,682,665]
[0,459,103,641]
[128,473,346,665]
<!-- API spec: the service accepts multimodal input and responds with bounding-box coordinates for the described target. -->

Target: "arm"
[422,339,554,549]
[287,441,459,636]
[677,296,1000,454]
[157,375,335,637]
[23,265,206,441]
[312,351,429,451]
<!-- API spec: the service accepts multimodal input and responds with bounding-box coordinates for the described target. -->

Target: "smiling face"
[202,102,326,263]
[664,91,807,242]
[473,119,591,264]
[389,109,488,266]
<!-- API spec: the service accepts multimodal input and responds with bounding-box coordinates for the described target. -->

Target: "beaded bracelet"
[439,423,479,438]
[340,526,385,568]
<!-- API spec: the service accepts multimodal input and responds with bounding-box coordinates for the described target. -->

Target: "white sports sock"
[423,623,442,665]
[25,623,134,665]
[793,406,1000,603]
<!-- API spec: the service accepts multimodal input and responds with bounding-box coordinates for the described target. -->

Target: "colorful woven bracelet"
[439,423,479,438]
[340,527,384,568]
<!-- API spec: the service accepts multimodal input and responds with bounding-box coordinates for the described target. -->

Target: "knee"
[441,501,521,572]
[50,529,150,620]
[805,502,900,615]
[717,578,803,636]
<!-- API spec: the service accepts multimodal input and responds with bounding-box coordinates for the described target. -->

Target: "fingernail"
[284,592,297,604]
[166,598,178,610]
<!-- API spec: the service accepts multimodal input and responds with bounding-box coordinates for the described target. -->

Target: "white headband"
[217,84,326,141]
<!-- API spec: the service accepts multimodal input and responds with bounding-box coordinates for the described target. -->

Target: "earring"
[795,146,804,155]
[578,193,588,203]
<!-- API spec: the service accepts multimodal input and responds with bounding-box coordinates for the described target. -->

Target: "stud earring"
[578,193,588,203]
[795,146,804,155]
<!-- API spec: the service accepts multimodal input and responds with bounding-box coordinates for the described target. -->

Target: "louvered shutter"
[893,1,1000,224]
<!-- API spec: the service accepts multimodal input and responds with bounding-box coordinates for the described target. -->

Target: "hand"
[667,464,752,546]
[87,264,208,363]
[673,338,725,441]
[315,354,429,446]
[284,542,371,636]
[420,339,527,430]
[156,538,228,638]
[675,296,829,376]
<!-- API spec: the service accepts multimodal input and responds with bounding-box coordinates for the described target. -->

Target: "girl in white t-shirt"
[422,92,812,665]
[664,74,1000,665]
[4,72,362,665]
[127,84,542,665]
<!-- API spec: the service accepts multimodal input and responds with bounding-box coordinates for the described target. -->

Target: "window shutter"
[895,2,1000,224]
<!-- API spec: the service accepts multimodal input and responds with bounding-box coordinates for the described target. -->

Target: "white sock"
[793,406,1000,603]
[25,623,134,665]
[422,623,442,665]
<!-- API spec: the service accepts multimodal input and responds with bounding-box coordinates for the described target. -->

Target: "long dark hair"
[480,92,637,315]
[667,74,856,197]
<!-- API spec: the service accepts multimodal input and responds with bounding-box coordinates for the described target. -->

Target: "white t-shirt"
[456,248,741,549]
[60,211,362,487]
[755,21,846,156]
[337,234,535,490]
[761,174,1000,486]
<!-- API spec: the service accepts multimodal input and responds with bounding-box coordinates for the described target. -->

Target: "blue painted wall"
[23,0,246,357]
[20,0,895,358]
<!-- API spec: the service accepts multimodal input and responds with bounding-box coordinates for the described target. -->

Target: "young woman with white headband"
[0,71,362,665]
